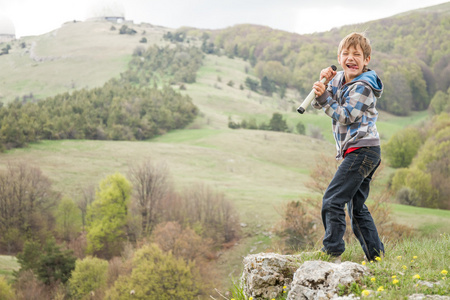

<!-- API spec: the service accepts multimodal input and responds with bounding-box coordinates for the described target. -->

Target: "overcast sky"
[1,0,449,38]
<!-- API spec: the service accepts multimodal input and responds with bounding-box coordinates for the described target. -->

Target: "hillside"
[192,2,450,116]
[0,20,165,102]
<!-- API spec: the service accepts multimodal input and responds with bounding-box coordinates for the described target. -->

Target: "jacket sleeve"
[312,82,333,110]
[315,83,375,125]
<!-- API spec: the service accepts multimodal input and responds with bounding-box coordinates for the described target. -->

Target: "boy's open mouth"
[347,64,359,70]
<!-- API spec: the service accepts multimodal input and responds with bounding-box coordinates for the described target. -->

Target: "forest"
[0,45,203,151]
[182,6,449,116]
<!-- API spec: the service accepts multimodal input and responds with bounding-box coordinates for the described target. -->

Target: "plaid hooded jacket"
[313,70,383,160]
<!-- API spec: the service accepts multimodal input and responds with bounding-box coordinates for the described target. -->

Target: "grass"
[231,235,450,299]
[391,204,450,236]
[0,20,164,103]
[0,255,19,281]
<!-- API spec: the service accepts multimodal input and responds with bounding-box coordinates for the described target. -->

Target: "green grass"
[231,235,450,299]
[0,255,19,281]
[0,20,164,103]
[391,204,450,236]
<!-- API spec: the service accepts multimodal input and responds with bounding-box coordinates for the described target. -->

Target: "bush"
[69,256,108,299]
[296,121,306,135]
[396,187,421,206]
[16,238,76,285]
[106,244,200,299]
[384,127,423,168]
[0,276,14,300]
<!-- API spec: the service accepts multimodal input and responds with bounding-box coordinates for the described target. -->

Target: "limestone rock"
[287,261,368,300]
[408,295,450,300]
[241,252,304,299]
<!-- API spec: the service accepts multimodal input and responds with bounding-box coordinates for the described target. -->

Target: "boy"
[312,32,384,262]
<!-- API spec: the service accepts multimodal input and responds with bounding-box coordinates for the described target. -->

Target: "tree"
[245,77,259,92]
[383,127,423,168]
[0,276,14,300]
[296,121,306,135]
[429,89,450,115]
[69,256,109,299]
[86,173,132,259]
[128,160,171,236]
[56,197,81,241]
[76,185,95,230]
[16,238,76,285]
[269,112,288,132]
[106,244,200,300]
[0,163,58,254]
[261,76,274,96]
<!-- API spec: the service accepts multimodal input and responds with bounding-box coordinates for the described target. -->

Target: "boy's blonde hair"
[337,32,372,59]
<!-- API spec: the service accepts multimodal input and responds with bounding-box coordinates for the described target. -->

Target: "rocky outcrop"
[241,253,368,300]
[241,253,450,300]
[241,253,304,299]
[287,261,367,300]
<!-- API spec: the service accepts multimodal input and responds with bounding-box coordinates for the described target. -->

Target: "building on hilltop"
[0,15,16,43]
[87,0,126,23]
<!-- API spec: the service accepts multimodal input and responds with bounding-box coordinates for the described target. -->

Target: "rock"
[241,253,369,300]
[417,280,441,288]
[241,253,304,299]
[408,294,450,300]
[287,261,368,300]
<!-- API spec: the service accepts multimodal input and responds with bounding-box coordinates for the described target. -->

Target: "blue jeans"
[321,146,384,260]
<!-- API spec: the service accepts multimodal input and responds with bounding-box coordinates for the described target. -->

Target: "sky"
[0,0,449,38]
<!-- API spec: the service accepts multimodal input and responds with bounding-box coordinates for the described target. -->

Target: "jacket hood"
[332,70,383,98]
[353,70,383,98]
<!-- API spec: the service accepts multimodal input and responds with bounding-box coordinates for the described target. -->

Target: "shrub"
[16,238,76,285]
[384,127,423,168]
[106,244,200,299]
[0,276,14,300]
[69,256,108,299]
[296,121,306,135]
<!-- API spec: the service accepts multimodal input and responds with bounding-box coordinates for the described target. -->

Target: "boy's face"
[338,44,370,82]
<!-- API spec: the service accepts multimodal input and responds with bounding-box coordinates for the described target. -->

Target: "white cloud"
[2,0,449,38]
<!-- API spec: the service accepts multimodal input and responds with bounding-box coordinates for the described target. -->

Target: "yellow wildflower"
[393,279,399,284]
[283,286,287,289]
[413,256,418,259]
[411,260,415,263]
[402,265,407,270]
[375,256,382,261]
[370,260,374,263]
[362,261,366,266]
[361,290,371,297]
[377,286,384,292]
[441,270,448,275]
[397,256,402,260]
[413,274,420,280]
[371,277,376,282]
[392,275,397,279]
[249,298,252,300]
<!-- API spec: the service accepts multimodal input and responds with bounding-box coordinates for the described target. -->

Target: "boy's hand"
[313,66,337,97]
[320,66,337,84]
[313,81,326,97]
